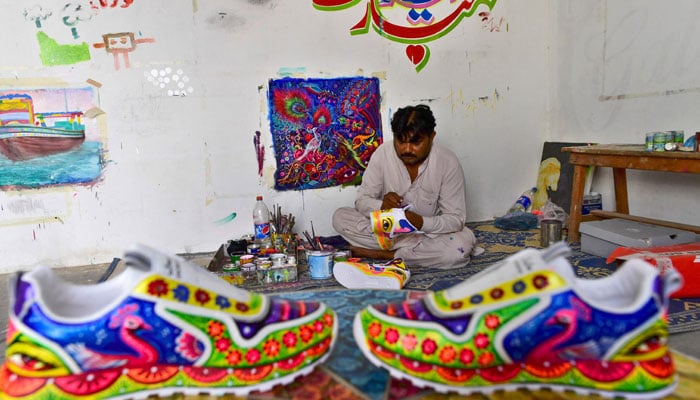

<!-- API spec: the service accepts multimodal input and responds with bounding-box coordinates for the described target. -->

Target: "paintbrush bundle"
[302,221,324,251]
[270,204,296,235]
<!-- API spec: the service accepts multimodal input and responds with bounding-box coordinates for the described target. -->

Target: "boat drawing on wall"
[0,93,85,161]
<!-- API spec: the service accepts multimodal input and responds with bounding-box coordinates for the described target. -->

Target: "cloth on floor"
[494,212,539,231]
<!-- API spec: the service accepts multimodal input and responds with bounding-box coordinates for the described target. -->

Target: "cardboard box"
[580,218,698,259]
[607,242,700,298]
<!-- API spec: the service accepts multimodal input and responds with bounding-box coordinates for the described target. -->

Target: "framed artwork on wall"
[267,76,382,191]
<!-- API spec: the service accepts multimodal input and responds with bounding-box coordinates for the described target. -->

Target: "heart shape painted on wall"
[406,45,426,65]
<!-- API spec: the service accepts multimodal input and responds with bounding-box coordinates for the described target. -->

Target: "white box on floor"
[579,218,698,259]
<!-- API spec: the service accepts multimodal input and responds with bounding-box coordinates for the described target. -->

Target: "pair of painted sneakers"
[0,242,681,399]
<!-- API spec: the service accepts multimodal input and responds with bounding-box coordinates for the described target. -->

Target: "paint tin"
[222,263,239,272]
[255,257,272,270]
[644,132,654,152]
[270,253,286,267]
[229,254,242,266]
[652,132,666,152]
[308,251,333,279]
[247,243,260,255]
[673,130,685,144]
[333,250,349,262]
[240,254,254,266]
[581,192,602,215]
[540,219,563,248]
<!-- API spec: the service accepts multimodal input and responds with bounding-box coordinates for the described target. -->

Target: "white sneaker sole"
[333,262,403,290]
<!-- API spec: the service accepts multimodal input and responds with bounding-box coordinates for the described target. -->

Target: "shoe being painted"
[370,206,420,250]
[353,242,681,399]
[334,258,410,290]
[0,244,337,399]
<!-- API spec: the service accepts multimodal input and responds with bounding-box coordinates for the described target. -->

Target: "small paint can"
[247,243,260,255]
[540,219,563,248]
[308,251,333,280]
[229,254,242,266]
[334,251,349,262]
[652,132,666,152]
[270,253,286,267]
[256,257,272,270]
[240,254,254,265]
[673,130,685,144]
[644,132,654,152]
[222,263,239,272]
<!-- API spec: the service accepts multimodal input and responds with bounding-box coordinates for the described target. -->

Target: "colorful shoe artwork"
[370,206,419,250]
[0,244,338,399]
[353,242,683,399]
[334,258,411,290]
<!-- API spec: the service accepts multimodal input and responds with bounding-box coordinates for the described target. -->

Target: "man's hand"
[381,192,404,210]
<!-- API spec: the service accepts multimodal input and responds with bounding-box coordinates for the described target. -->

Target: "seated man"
[332,104,478,269]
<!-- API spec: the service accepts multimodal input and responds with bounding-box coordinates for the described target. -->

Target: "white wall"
[1,0,696,273]
[550,1,700,224]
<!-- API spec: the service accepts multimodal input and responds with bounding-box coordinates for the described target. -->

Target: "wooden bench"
[562,144,700,242]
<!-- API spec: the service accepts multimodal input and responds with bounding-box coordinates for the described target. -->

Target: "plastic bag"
[538,200,568,225]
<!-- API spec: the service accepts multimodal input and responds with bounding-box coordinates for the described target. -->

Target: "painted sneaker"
[370,206,419,250]
[353,242,682,399]
[334,258,410,290]
[0,244,338,399]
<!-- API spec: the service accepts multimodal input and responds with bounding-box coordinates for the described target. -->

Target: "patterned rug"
[214,221,700,335]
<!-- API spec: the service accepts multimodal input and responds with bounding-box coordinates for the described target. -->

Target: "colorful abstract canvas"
[268,77,382,191]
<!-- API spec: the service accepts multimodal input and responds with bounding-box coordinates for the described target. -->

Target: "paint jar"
[644,132,654,152]
[241,263,257,283]
[222,263,240,272]
[256,257,272,270]
[240,254,254,266]
[540,219,563,248]
[673,130,685,145]
[247,243,260,255]
[308,251,333,279]
[333,251,349,262]
[270,253,286,268]
[652,132,666,152]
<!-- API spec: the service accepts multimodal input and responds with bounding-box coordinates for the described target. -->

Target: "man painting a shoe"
[332,104,479,268]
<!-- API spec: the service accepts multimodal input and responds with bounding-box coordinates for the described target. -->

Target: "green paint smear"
[215,212,237,225]
[37,31,90,66]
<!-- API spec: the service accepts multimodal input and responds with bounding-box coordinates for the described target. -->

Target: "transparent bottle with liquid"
[252,195,272,246]
[507,187,537,214]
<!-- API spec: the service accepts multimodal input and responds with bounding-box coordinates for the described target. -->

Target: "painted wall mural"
[268,77,381,191]
[93,32,155,70]
[0,87,104,189]
[22,2,148,68]
[313,0,498,72]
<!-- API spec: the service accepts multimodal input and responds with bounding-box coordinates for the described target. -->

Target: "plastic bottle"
[507,187,537,214]
[252,195,271,245]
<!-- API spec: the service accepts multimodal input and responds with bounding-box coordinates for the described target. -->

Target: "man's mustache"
[400,153,416,158]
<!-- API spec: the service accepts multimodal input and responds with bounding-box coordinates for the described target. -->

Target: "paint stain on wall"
[205,12,246,31]
[36,32,91,66]
[254,130,265,177]
[215,212,237,225]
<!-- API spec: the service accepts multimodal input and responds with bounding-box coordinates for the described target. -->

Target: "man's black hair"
[390,104,436,142]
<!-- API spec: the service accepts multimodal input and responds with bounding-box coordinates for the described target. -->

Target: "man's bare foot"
[349,245,395,260]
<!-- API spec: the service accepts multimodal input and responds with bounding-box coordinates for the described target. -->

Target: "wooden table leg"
[612,168,629,214]
[568,164,586,242]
